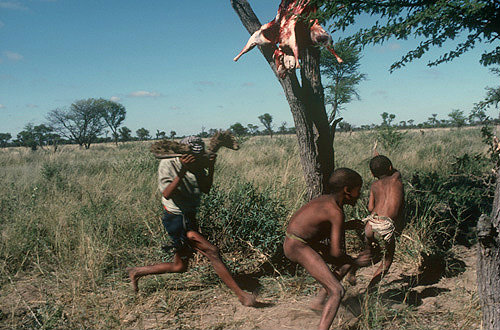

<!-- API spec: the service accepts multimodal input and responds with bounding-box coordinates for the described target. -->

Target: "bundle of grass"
[150,130,240,159]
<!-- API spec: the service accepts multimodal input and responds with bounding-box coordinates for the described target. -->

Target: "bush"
[407,152,495,249]
[198,181,288,259]
[375,126,406,150]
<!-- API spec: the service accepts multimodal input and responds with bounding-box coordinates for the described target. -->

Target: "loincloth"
[363,213,395,242]
[286,231,308,244]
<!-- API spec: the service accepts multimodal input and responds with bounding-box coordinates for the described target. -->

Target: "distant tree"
[448,109,467,127]
[247,124,259,135]
[0,133,12,147]
[199,126,210,138]
[119,126,132,142]
[427,114,439,127]
[32,124,54,148]
[46,132,62,152]
[407,119,415,127]
[399,121,406,128]
[278,121,288,134]
[100,99,126,145]
[15,124,37,150]
[170,130,177,140]
[380,112,396,127]
[258,113,273,138]
[47,98,107,149]
[440,119,450,126]
[338,121,352,132]
[156,130,166,140]
[230,122,247,136]
[208,128,218,137]
[136,128,150,141]
[320,39,366,132]
[469,108,489,125]
[376,113,406,150]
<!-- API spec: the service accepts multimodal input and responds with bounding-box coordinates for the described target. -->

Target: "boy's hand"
[180,154,198,172]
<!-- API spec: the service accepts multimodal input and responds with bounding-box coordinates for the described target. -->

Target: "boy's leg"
[186,230,256,307]
[310,262,352,311]
[346,223,375,285]
[367,238,395,290]
[127,252,188,292]
[284,237,345,330]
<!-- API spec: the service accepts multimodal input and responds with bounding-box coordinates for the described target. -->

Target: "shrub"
[375,126,406,150]
[407,152,494,249]
[198,181,288,259]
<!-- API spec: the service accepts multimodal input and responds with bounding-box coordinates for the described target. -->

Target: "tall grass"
[0,128,489,329]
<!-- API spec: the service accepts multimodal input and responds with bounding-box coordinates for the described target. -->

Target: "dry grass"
[0,128,487,329]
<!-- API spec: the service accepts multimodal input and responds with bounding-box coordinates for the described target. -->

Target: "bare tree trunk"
[231,0,334,199]
[477,171,500,329]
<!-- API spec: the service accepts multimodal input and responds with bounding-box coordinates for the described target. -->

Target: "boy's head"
[180,136,205,155]
[328,168,363,205]
[369,155,393,178]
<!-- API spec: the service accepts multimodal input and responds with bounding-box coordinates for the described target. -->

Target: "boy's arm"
[368,186,375,213]
[161,155,192,199]
[327,212,355,265]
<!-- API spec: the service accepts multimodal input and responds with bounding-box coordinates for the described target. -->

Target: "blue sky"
[1,0,498,137]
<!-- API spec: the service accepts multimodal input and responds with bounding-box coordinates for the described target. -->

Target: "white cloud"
[4,51,23,61]
[26,104,39,108]
[127,90,162,98]
[110,96,121,102]
[0,1,29,10]
[169,106,181,110]
[0,104,6,109]
[242,82,254,87]
[0,20,5,28]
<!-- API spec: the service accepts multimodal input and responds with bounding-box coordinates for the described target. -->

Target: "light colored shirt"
[158,158,202,214]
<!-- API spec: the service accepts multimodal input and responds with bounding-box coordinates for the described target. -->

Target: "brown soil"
[1,245,481,329]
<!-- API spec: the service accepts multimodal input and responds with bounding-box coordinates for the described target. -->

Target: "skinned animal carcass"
[234,0,342,77]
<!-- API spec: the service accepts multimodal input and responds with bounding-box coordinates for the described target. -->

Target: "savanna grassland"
[0,127,494,329]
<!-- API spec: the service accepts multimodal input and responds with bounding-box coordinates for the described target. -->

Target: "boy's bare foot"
[239,292,257,307]
[127,267,139,292]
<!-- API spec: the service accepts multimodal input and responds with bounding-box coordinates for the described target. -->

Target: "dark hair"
[369,155,393,178]
[328,168,363,193]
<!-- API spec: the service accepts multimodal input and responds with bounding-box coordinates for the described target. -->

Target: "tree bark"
[230,0,334,199]
[477,171,500,329]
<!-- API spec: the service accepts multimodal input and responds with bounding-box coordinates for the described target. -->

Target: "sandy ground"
[149,245,479,329]
[1,245,480,329]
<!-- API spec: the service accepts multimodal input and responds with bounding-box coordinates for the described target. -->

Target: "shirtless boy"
[346,154,405,289]
[127,136,255,307]
[283,168,365,330]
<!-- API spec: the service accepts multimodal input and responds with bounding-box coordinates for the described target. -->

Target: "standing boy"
[283,168,365,330]
[127,136,256,307]
[346,154,405,290]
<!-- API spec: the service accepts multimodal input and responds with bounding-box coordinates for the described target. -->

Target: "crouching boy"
[283,168,364,330]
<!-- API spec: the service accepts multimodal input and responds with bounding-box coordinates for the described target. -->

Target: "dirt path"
[185,244,480,329]
[1,245,480,329]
